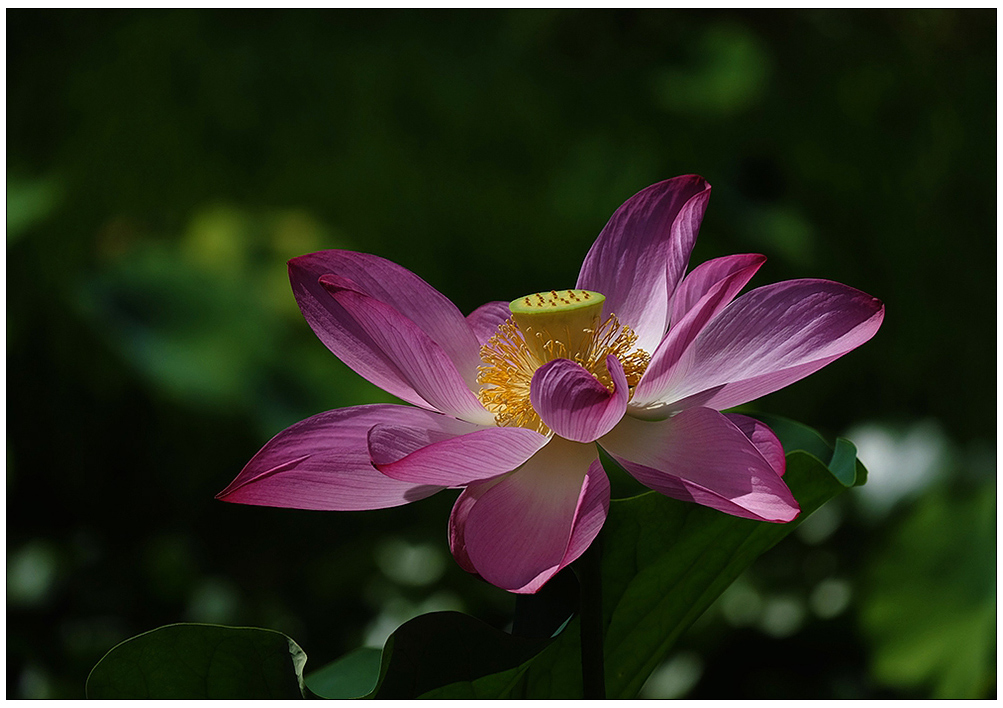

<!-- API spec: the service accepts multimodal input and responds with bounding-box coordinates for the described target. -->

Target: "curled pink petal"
[466,301,512,346]
[634,279,885,415]
[370,424,550,487]
[723,413,786,477]
[633,254,766,409]
[216,405,466,511]
[453,438,609,593]
[289,250,482,390]
[576,176,711,353]
[321,275,494,426]
[601,408,799,522]
[530,355,628,443]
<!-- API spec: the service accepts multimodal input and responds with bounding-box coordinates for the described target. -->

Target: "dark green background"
[8,9,995,699]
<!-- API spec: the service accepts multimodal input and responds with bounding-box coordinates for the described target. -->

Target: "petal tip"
[773,503,801,524]
[672,173,712,192]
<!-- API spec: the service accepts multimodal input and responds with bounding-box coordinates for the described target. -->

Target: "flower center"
[477,289,651,433]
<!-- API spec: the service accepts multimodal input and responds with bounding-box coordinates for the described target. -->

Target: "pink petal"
[566,459,612,563]
[576,176,711,353]
[632,254,766,409]
[452,438,610,593]
[321,275,494,425]
[289,250,483,390]
[669,253,766,327]
[216,404,468,511]
[448,475,507,576]
[530,355,628,443]
[370,423,550,487]
[635,279,885,415]
[466,301,512,346]
[600,408,799,522]
[723,413,786,477]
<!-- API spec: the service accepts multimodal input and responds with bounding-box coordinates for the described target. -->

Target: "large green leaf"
[599,450,856,698]
[305,647,383,699]
[86,623,307,699]
[304,610,548,699]
[423,424,865,698]
[372,611,547,698]
[753,413,865,487]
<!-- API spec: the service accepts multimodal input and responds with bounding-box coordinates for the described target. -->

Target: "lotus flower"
[218,175,884,594]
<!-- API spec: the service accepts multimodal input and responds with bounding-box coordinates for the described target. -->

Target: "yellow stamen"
[477,290,650,434]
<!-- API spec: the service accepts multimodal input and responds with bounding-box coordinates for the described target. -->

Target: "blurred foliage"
[7,9,994,699]
[860,480,995,698]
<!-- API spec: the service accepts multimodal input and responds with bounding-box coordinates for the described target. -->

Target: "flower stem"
[577,535,606,699]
